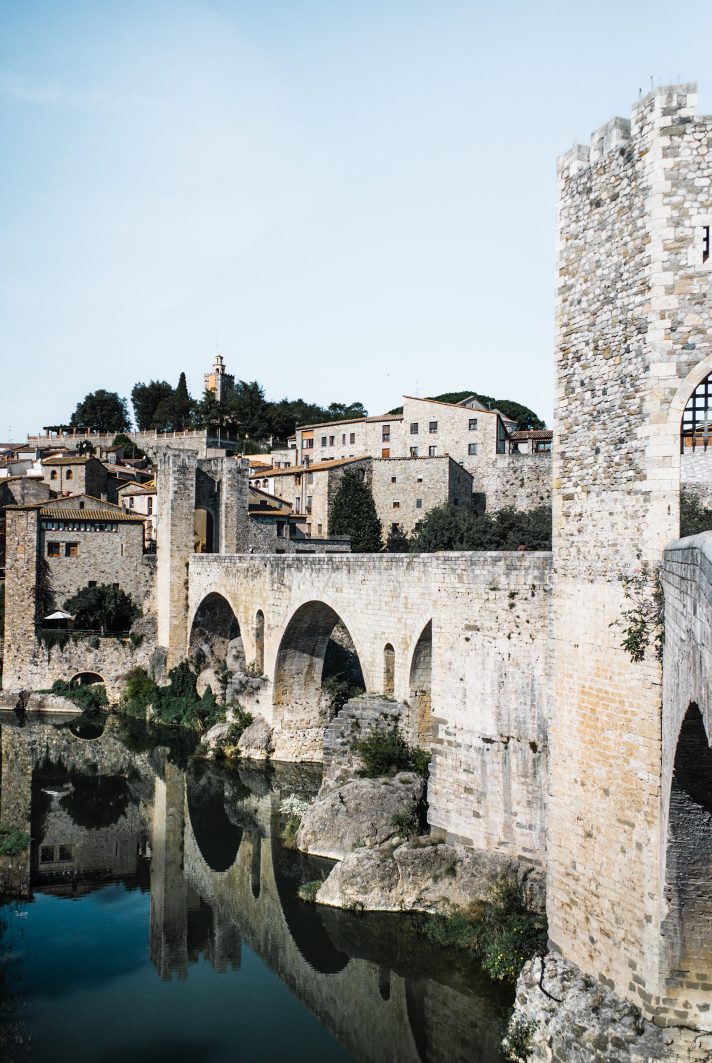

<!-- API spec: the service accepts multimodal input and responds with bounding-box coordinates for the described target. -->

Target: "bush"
[279,794,311,849]
[50,679,108,711]
[391,803,421,837]
[419,878,547,984]
[503,1014,538,1062]
[409,504,552,553]
[298,880,321,904]
[681,493,712,537]
[0,823,30,856]
[121,668,158,714]
[356,724,429,779]
[119,662,224,732]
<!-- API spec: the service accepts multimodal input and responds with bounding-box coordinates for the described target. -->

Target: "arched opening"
[194,508,216,553]
[70,671,104,687]
[383,644,395,697]
[409,622,432,744]
[189,592,244,674]
[186,763,244,874]
[254,610,265,675]
[663,703,712,1004]
[273,602,365,729]
[680,373,712,536]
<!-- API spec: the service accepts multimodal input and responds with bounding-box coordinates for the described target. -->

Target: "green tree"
[64,583,139,634]
[385,523,410,552]
[680,493,712,537]
[131,380,175,430]
[113,433,145,460]
[70,390,132,433]
[329,469,382,552]
[75,440,96,455]
[409,504,551,552]
[172,372,195,430]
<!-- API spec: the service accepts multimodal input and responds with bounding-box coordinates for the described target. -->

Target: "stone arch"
[666,356,712,536]
[69,671,105,687]
[409,621,432,743]
[186,764,244,874]
[272,601,365,729]
[189,592,244,672]
[383,643,395,697]
[662,703,712,1002]
[254,609,265,675]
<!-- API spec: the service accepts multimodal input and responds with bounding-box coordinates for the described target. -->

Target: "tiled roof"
[509,429,553,441]
[41,455,94,466]
[296,413,403,431]
[250,455,370,478]
[39,506,145,522]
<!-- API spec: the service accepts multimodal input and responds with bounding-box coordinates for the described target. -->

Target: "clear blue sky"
[2,0,712,438]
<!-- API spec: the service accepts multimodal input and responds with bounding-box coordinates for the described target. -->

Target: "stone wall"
[478,452,552,514]
[550,84,712,1030]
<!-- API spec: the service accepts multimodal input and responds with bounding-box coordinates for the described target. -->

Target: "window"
[65,542,79,557]
[306,523,312,535]
[58,845,72,861]
[295,474,302,485]
[66,469,73,480]
[88,580,97,588]
[469,418,478,431]
[428,445,437,457]
[382,448,390,458]
[321,436,327,447]
[40,846,54,863]
[306,471,314,484]
[306,495,313,514]
[50,469,58,480]
[391,522,400,533]
[414,521,423,532]
[129,497,134,508]
[468,443,478,456]
[391,475,397,484]
[410,446,419,458]
[393,501,400,509]
[417,476,423,483]
[704,225,710,264]
[416,498,423,509]
[294,498,301,514]
[147,498,153,515]
[496,417,507,454]
[47,542,60,557]
[409,422,418,435]
[329,435,335,446]
[317,523,323,535]
[429,421,438,433]
[342,434,346,445]
[304,438,314,449]
[535,440,552,453]
[349,433,355,444]
[382,426,390,442]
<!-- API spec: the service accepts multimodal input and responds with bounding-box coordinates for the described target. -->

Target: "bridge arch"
[189,591,244,671]
[408,621,432,744]
[272,601,365,730]
[186,763,244,874]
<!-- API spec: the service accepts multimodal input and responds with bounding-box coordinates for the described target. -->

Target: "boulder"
[237,715,274,760]
[200,722,230,750]
[296,772,424,860]
[196,667,222,700]
[316,840,544,915]
[226,636,246,672]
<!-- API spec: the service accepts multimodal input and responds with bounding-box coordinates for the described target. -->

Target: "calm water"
[0,713,511,1062]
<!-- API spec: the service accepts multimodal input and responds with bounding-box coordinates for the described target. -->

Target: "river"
[0,712,512,1062]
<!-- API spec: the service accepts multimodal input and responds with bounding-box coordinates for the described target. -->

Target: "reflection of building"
[204,354,234,404]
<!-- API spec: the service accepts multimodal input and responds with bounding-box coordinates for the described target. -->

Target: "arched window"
[66,469,73,480]
[50,469,58,480]
[682,371,712,452]
[383,643,395,696]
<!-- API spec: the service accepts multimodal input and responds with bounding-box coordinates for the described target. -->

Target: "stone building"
[204,353,234,403]
[118,480,157,547]
[370,454,473,537]
[251,457,371,538]
[41,454,109,499]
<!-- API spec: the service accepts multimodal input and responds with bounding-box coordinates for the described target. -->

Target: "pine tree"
[172,372,194,430]
[329,470,382,553]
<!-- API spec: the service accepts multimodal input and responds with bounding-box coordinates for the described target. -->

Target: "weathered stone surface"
[316,838,542,914]
[25,693,83,714]
[508,954,691,1063]
[200,722,229,749]
[296,772,424,861]
[196,667,221,700]
[322,695,404,787]
[237,715,274,760]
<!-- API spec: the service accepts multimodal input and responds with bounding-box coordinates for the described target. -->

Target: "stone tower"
[550,83,712,1031]
[204,353,234,404]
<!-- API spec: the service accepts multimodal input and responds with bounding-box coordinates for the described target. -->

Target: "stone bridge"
[186,551,553,863]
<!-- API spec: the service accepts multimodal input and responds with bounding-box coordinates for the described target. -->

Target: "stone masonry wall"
[370,455,473,537]
[479,452,552,514]
[550,84,712,1030]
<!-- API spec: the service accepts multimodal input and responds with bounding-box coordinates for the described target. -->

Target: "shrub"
[418,878,547,984]
[121,668,158,714]
[212,708,254,758]
[356,724,430,779]
[611,564,664,663]
[50,679,108,711]
[279,794,311,850]
[298,880,321,904]
[503,1014,538,1062]
[120,662,224,732]
[391,803,421,837]
[64,583,139,634]
[0,823,30,856]
[409,504,552,553]
[681,493,712,537]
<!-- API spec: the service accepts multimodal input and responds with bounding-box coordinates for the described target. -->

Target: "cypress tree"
[329,469,382,552]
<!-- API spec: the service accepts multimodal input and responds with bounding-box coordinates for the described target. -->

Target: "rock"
[196,667,222,700]
[316,838,522,912]
[271,726,326,763]
[226,636,246,672]
[508,953,669,1063]
[237,715,274,760]
[296,772,424,860]
[200,722,230,749]
[25,693,82,714]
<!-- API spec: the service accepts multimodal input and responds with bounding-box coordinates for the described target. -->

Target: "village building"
[507,428,554,454]
[371,454,473,537]
[41,454,109,499]
[118,480,157,547]
[250,457,371,538]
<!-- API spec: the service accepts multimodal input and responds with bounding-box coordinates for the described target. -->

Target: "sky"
[2,0,712,439]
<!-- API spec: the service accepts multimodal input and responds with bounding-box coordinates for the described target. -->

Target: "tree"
[75,440,96,455]
[131,380,175,431]
[64,583,139,634]
[172,372,195,430]
[680,493,712,538]
[409,504,552,552]
[385,523,410,552]
[70,390,131,433]
[329,470,382,552]
[113,433,145,460]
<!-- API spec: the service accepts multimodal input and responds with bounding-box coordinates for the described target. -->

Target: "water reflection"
[0,714,511,1062]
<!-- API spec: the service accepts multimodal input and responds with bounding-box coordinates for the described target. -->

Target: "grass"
[418,878,547,984]
[0,823,31,856]
[298,880,321,904]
